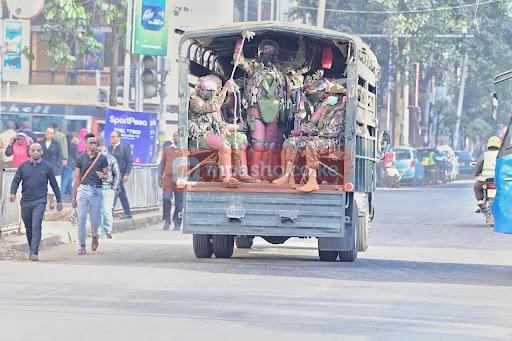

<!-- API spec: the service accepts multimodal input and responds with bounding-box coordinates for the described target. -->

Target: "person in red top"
[5,131,33,168]
[159,132,185,231]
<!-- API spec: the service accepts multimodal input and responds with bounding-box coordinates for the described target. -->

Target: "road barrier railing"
[0,168,21,235]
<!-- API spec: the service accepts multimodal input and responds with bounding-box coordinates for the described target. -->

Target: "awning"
[0,99,107,117]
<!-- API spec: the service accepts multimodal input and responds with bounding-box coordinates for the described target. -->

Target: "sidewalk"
[0,201,163,260]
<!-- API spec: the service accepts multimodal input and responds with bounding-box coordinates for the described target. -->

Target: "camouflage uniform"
[236,38,307,180]
[274,79,347,192]
[188,75,255,184]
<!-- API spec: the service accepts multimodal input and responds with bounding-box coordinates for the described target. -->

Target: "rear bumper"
[183,186,347,238]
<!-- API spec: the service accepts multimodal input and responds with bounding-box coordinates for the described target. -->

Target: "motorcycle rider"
[474,136,501,213]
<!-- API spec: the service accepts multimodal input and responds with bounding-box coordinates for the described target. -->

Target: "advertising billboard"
[132,0,169,56]
[104,108,157,164]
[2,20,23,82]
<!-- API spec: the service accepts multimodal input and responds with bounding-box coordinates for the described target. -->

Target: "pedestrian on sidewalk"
[42,127,64,210]
[5,131,32,168]
[72,133,109,255]
[109,131,133,219]
[9,143,63,261]
[97,138,120,239]
[159,132,185,231]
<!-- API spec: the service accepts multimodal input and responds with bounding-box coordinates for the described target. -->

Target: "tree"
[42,0,128,106]
[291,0,511,149]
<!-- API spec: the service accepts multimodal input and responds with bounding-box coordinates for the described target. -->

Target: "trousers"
[100,187,116,235]
[77,185,103,246]
[162,191,184,228]
[20,200,46,255]
[114,182,131,216]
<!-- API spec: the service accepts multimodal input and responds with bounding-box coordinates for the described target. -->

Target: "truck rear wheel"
[193,234,213,258]
[235,236,254,249]
[319,250,338,262]
[212,235,234,258]
[339,203,359,262]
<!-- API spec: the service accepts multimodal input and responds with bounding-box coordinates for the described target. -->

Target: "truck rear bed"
[183,183,346,238]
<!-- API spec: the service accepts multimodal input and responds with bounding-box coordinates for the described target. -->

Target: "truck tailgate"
[184,191,346,237]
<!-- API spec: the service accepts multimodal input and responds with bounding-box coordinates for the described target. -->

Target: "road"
[1,181,511,340]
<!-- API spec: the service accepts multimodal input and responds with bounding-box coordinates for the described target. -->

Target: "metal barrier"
[0,165,159,233]
[115,164,161,211]
[0,168,22,234]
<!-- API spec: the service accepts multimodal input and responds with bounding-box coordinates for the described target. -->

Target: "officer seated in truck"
[273,78,347,192]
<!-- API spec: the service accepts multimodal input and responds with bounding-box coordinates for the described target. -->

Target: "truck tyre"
[339,203,359,262]
[319,250,338,262]
[235,236,254,249]
[357,215,368,252]
[212,235,234,258]
[193,234,213,258]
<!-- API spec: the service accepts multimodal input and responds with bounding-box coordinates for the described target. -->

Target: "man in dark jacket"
[42,127,63,210]
[109,131,132,219]
[10,143,63,261]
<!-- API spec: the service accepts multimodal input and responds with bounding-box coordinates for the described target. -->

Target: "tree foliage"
[291,0,512,147]
[42,0,128,106]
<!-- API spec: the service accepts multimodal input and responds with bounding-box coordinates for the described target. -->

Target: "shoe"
[474,206,482,214]
[106,232,112,239]
[120,215,132,220]
[30,254,39,261]
[91,236,99,251]
[173,225,181,231]
[78,246,86,255]
[163,220,170,230]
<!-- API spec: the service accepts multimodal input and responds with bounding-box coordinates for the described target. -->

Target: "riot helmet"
[258,39,279,67]
[195,75,222,101]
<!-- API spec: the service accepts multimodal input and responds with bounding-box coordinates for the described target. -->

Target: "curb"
[112,214,162,233]
[11,234,64,253]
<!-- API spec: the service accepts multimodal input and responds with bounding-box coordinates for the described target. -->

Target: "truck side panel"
[183,191,346,238]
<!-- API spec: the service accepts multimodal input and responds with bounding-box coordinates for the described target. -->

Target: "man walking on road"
[10,143,63,261]
[98,139,120,239]
[73,133,109,255]
[159,133,185,231]
[109,131,132,219]
[42,127,64,210]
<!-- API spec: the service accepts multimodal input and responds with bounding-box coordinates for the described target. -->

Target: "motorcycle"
[481,178,496,227]
[383,165,401,188]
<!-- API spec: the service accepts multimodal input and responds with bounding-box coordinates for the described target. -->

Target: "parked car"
[455,150,475,175]
[392,147,425,186]
[437,145,459,181]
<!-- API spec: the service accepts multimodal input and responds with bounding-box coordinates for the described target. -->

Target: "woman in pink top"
[6,132,33,167]
[77,128,88,153]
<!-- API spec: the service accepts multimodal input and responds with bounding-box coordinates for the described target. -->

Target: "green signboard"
[132,0,169,56]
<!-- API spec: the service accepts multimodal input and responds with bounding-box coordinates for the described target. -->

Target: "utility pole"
[123,0,133,108]
[316,0,326,28]
[453,52,468,151]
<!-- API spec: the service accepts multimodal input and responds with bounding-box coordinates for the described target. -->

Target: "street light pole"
[123,0,133,108]
[453,52,468,150]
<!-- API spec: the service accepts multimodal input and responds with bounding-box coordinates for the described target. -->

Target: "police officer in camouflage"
[189,75,256,185]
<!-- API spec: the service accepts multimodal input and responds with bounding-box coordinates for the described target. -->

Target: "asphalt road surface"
[1,181,511,340]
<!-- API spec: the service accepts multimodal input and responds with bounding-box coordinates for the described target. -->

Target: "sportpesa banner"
[105,108,157,164]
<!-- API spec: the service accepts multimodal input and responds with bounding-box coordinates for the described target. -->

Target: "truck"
[176,22,388,262]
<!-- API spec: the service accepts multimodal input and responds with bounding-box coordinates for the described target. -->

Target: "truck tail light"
[344,182,354,192]
[488,183,496,190]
